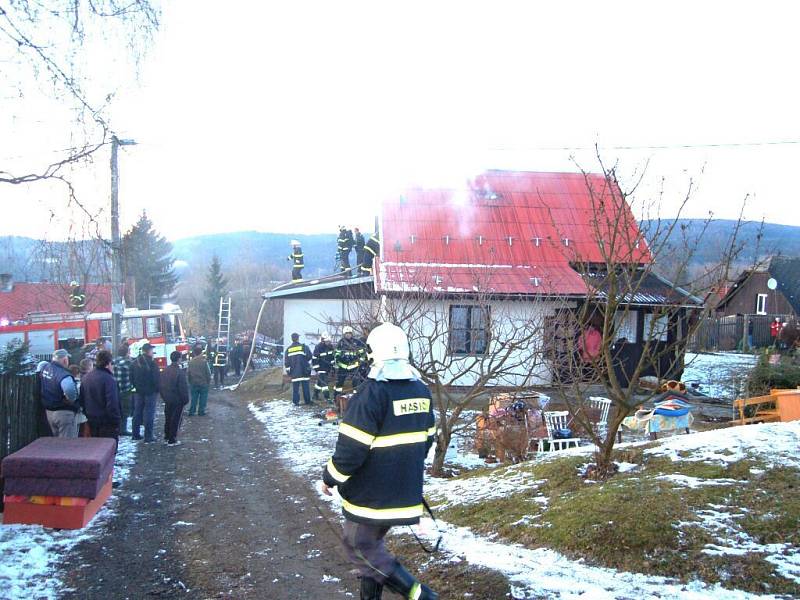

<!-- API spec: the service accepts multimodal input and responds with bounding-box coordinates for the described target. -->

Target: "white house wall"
[282,298,378,347]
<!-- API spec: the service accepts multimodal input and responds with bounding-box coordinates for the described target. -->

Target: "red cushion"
[1,437,116,480]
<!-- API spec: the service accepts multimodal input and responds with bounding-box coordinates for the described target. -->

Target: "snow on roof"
[376,170,652,296]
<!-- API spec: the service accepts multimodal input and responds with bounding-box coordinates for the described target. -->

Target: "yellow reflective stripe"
[370,430,430,448]
[339,423,376,446]
[287,349,305,355]
[342,499,423,521]
[410,583,422,600]
[291,377,310,382]
[292,278,303,282]
[427,425,437,437]
[326,459,350,483]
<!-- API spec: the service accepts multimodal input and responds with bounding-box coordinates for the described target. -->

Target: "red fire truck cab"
[0,305,188,369]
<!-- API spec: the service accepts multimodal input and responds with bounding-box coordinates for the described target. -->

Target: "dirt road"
[62,389,354,599]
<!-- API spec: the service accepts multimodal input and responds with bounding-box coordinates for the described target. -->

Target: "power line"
[489,139,800,152]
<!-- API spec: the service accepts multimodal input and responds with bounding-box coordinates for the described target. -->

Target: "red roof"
[0,282,113,321]
[375,170,651,295]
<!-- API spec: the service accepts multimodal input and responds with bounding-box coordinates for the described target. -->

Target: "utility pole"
[110,135,136,354]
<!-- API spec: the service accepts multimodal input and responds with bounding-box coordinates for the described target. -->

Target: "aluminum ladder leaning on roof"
[214,297,232,368]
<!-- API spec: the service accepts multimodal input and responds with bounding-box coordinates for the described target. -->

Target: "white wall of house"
[282,298,377,348]
[281,295,569,386]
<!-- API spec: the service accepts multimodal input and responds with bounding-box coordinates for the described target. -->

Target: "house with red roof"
[265,170,699,385]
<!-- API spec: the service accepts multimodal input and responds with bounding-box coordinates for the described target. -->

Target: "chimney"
[0,273,12,292]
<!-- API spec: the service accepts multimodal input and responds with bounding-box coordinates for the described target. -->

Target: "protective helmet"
[70,281,79,287]
[342,325,354,335]
[320,332,330,341]
[365,323,418,381]
[290,239,300,246]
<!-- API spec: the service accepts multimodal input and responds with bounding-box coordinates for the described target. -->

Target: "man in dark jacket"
[353,227,365,272]
[312,333,335,403]
[337,226,354,274]
[322,323,438,600]
[40,349,80,438]
[359,234,381,276]
[113,343,135,435]
[79,350,122,444]
[159,351,190,446]
[284,332,312,406]
[288,239,304,283]
[187,345,212,416]
[131,343,160,442]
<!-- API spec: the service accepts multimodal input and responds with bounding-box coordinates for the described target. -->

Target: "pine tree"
[202,255,228,329]
[121,212,177,308]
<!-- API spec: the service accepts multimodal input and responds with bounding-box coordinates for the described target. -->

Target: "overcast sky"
[2,0,799,241]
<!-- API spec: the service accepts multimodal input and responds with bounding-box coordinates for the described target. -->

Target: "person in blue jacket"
[322,322,438,600]
[284,333,313,406]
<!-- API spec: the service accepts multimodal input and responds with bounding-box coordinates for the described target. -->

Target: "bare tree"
[345,269,551,477]
[547,161,760,478]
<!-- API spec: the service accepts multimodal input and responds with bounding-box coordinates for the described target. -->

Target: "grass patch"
[436,447,800,595]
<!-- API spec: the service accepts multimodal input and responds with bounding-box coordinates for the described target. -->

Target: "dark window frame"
[448,304,490,355]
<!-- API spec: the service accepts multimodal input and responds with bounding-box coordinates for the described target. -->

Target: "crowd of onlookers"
[35,338,218,450]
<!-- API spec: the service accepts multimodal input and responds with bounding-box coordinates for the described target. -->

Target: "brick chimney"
[0,273,12,293]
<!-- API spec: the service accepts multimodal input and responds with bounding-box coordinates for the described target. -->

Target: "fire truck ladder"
[214,297,232,368]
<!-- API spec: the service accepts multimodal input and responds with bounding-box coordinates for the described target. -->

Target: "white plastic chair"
[540,411,582,452]
[588,396,613,438]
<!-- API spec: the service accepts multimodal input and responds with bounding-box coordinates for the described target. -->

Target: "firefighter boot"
[384,564,439,600]
[360,576,383,599]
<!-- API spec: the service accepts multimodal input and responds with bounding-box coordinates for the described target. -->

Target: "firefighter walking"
[334,325,366,394]
[288,240,304,283]
[312,333,335,403]
[321,322,439,600]
[284,333,313,406]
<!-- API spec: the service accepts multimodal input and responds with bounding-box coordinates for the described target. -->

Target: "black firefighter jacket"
[284,342,312,382]
[323,378,436,526]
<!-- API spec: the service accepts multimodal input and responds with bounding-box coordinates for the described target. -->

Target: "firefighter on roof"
[334,325,366,394]
[69,281,86,312]
[359,234,381,276]
[337,226,354,274]
[288,240,304,283]
[322,322,439,600]
[312,332,335,403]
[284,332,313,406]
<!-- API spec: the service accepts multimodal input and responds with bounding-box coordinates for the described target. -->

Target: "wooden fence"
[0,374,46,508]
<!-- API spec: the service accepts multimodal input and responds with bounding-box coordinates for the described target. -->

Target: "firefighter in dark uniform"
[284,332,313,406]
[354,227,365,271]
[69,281,87,312]
[359,234,381,276]
[337,226,354,274]
[322,322,439,600]
[288,240,304,283]
[334,325,366,394]
[312,332,335,403]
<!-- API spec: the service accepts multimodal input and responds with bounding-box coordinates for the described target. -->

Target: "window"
[57,327,85,349]
[643,313,669,342]
[145,317,163,338]
[756,294,767,315]
[123,317,144,339]
[449,305,489,355]
[27,329,55,355]
[100,319,113,338]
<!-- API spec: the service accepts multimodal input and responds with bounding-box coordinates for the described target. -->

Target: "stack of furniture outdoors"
[733,387,800,425]
[1,437,116,529]
[475,392,549,463]
[622,382,694,441]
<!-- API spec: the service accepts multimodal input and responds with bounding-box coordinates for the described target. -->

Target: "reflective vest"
[312,341,335,373]
[284,342,311,381]
[289,248,304,268]
[335,337,365,370]
[40,362,77,412]
[323,378,436,526]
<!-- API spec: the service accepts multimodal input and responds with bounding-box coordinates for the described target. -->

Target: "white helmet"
[342,325,354,335]
[290,239,300,246]
[320,332,330,341]
[366,323,419,381]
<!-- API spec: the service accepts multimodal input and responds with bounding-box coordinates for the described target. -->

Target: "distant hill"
[1,220,798,284]
[171,231,340,279]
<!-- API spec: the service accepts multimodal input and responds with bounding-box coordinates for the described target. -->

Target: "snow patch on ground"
[0,437,138,599]
[644,421,800,469]
[249,399,791,599]
[683,352,758,400]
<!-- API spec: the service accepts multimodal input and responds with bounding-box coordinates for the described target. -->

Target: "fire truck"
[0,305,189,369]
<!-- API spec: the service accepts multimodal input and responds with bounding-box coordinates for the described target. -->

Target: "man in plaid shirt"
[113,344,135,436]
